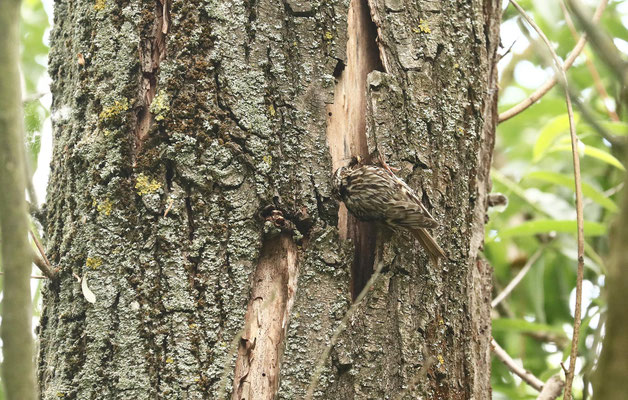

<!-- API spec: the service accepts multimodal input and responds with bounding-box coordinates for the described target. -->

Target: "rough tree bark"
[593,152,628,399]
[38,0,500,399]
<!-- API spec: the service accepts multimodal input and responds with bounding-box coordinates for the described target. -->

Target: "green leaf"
[525,171,618,212]
[527,257,546,323]
[492,318,567,337]
[580,120,628,137]
[533,113,579,162]
[497,219,606,239]
[550,144,625,171]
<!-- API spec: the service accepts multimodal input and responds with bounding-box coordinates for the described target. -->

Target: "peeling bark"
[232,233,298,400]
[39,0,500,399]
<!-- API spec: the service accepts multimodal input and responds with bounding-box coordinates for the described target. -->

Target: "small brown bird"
[332,160,446,264]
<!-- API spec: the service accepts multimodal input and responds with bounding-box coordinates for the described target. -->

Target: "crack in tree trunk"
[135,0,169,149]
[326,0,383,299]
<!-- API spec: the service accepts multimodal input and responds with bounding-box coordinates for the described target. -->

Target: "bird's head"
[331,166,347,200]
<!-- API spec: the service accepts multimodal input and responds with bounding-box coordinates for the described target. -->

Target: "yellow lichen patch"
[99,99,129,123]
[96,198,113,215]
[263,155,273,167]
[165,358,174,364]
[416,19,431,34]
[103,129,112,137]
[135,174,162,196]
[268,104,276,117]
[437,354,445,365]
[324,31,333,40]
[86,257,103,270]
[94,0,106,11]
[150,90,170,122]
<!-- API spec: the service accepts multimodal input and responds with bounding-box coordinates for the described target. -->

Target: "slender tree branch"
[29,229,55,279]
[492,247,543,308]
[493,338,566,398]
[492,338,544,391]
[499,0,607,123]
[32,249,55,280]
[0,272,46,280]
[536,375,565,400]
[508,2,585,399]
[0,236,54,279]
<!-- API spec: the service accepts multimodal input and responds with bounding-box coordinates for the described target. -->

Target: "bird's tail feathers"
[412,228,446,265]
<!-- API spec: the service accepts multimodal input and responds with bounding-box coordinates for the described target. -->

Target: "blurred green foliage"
[20,0,49,175]
[491,1,627,398]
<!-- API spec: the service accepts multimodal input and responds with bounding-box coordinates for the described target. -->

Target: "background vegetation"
[2,0,627,398]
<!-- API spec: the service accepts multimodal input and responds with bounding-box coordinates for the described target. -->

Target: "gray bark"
[38,0,500,399]
[593,153,628,398]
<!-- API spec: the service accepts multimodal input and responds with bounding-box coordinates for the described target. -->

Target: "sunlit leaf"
[549,144,625,171]
[525,171,618,212]
[492,318,568,337]
[580,120,628,137]
[533,113,580,162]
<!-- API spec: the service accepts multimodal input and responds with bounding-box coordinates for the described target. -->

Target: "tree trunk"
[593,152,628,399]
[38,0,500,399]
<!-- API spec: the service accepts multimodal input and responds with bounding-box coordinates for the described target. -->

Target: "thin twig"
[492,247,543,308]
[603,181,623,198]
[492,337,544,391]
[0,272,46,280]
[29,230,55,279]
[30,230,51,268]
[508,2,585,399]
[499,0,607,123]
[32,251,55,280]
[305,261,385,399]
